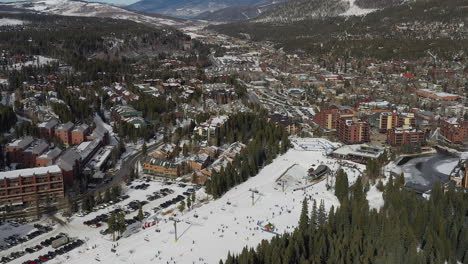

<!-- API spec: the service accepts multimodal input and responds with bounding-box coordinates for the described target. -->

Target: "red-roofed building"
[402,73,415,78]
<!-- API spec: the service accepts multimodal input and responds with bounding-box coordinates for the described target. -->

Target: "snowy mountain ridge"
[126,0,272,18]
[1,0,187,27]
[194,0,286,22]
[254,0,376,23]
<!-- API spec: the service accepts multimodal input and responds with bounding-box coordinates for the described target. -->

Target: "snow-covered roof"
[0,165,61,180]
[333,144,384,159]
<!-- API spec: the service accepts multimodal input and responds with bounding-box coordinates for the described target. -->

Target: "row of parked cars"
[0,224,53,251]
[147,188,174,202]
[131,183,150,190]
[22,238,84,264]
[77,195,130,217]
[84,199,150,228]
[0,233,67,264]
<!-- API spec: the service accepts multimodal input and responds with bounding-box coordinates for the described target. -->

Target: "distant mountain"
[126,0,271,18]
[355,0,404,9]
[210,0,467,60]
[254,0,377,23]
[0,0,188,27]
[195,1,285,21]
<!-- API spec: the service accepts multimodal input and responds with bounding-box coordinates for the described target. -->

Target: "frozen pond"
[398,153,460,193]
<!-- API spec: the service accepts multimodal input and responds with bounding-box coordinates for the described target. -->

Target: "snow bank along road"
[6,146,368,264]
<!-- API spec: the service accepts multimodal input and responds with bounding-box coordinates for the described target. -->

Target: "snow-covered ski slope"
[6,141,368,264]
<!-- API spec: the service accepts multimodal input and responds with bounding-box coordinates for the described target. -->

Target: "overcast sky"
[0,0,140,5]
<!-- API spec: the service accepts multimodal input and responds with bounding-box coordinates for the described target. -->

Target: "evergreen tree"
[137,206,144,221]
[299,198,309,233]
[187,195,192,210]
[335,169,349,203]
[178,200,186,212]
[142,142,148,157]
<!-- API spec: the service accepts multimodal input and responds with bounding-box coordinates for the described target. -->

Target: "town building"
[143,157,180,179]
[55,122,74,145]
[268,114,301,135]
[188,153,211,171]
[387,127,425,146]
[151,143,178,160]
[313,105,355,131]
[20,140,49,168]
[378,111,416,133]
[56,149,81,185]
[439,118,468,145]
[36,148,62,167]
[193,115,228,140]
[416,89,460,101]
[449,159,468,189]
[337,117,370,144]
[37,119,58,139]
[110,105,146,128]
[308,165,330,180]
[6,137,34,166]
[0,165,64,207]
[6,137,49,168]
[71,124,90,145]
[332,144,385,164]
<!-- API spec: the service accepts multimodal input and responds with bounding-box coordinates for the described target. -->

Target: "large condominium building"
[0,165,64,207]
[439,118,468,145]
[71,124,90,145]
[6,137,34,165]
[37,119,59,139]
[55,122,74,145]
[387,127,425,146]
[379,111,416,133]
[6,137,49,168]
[313,105,355,131]
[337,117,370,144]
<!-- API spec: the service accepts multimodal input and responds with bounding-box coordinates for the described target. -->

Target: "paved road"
[91,140,164,195]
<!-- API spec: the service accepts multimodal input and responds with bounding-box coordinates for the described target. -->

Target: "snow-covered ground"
[0,18,25,26]
[341,0,377,16]
[291,137,341,153]
[9,55,57,70]
[366,184,384,210]
[6,0,186,27]
[4,140,375,264]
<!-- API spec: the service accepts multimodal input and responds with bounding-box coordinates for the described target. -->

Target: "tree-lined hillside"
[211,0,468,60]
[223,176,468,264]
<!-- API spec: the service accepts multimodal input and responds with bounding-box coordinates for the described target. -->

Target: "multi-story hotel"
[0,165,64,206]
[379,111,416,133]
[387,127,425,146]
[337,117,370,144]
[313,105,355,131]
[439,118,468,145]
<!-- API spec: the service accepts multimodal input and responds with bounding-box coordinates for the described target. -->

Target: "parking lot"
[1,231,83,264]
[0,177,200,264]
